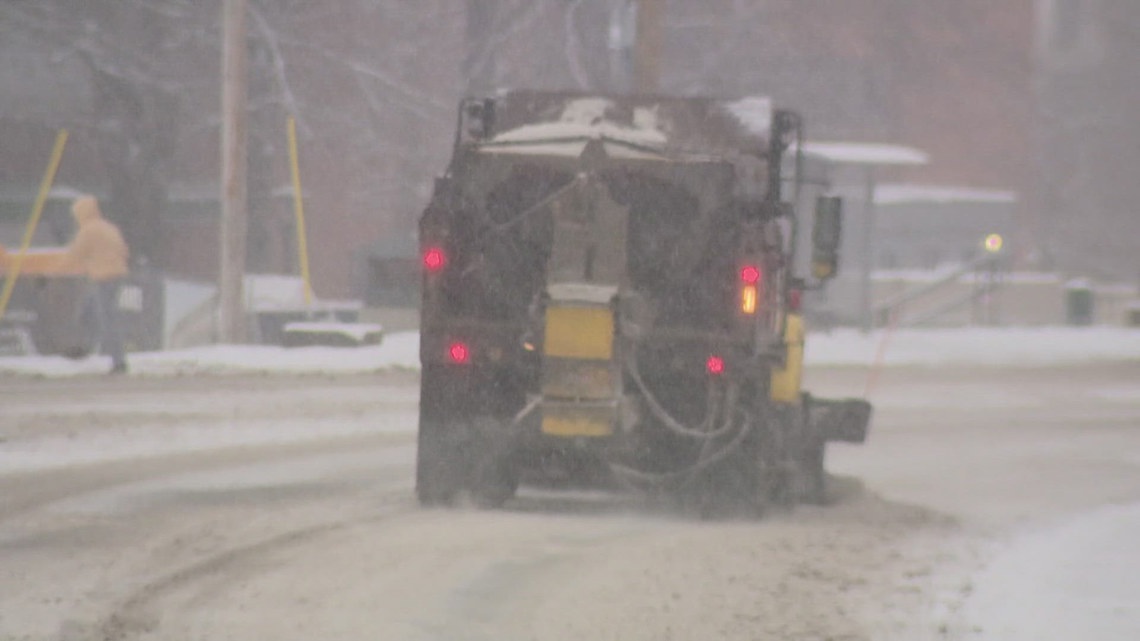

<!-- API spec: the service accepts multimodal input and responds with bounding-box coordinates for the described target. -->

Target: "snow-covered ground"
[965,502,1140,640]
[1,327,1137,378]
[0,412,417,475]
[1,332,1138,639]
[805,326,1140,367]
[0,330,421,377]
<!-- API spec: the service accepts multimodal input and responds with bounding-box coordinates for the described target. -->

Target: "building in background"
[2,1,1041,301]
[1035,0,1140,284]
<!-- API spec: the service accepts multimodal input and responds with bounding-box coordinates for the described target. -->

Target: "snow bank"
[1,327,1137,378]
[0,331,419,378]
[805,326,1140,368]
[964,502,1140,640]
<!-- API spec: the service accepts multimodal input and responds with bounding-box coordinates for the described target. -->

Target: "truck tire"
[415,364,468,506]
[415,426,464,506]
[677,416,769,520]
[469,454,519,508]
[795,397,828,505]
[798,434,827,505]
[467,422,520,509]
[699,453,768,519]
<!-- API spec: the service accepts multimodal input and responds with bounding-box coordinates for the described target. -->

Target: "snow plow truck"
[416,91,870,516]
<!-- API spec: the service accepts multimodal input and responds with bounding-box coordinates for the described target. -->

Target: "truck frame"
[416,91,869,516]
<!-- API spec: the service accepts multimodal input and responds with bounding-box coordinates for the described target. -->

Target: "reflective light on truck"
[706,355,725,376]
[741,285,758,314]
[740,264,762,284]
[423,247,447,273]
[448,341,470,364]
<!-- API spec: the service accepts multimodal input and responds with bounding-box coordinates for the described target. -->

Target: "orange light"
[741,285,758,314]
[706,355,725,376]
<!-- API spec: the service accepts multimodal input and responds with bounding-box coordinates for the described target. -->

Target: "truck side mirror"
[811,196,843,280]
[457,98,496,144]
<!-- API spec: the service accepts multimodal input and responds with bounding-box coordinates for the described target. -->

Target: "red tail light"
[739,264,762,315]
[448,341,470,365]
[423,247,447,273]
[706,355,725,376]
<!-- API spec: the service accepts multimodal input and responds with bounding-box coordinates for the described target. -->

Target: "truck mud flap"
[808,397,872,444]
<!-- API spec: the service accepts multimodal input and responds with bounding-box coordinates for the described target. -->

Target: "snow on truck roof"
[488,98,669,147]
[477,93,775,159]
[724,97,774,136]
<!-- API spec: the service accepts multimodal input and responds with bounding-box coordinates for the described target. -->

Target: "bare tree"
[0,1,210,265]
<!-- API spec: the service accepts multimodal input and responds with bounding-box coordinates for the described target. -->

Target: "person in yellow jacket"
[57,195,130,373]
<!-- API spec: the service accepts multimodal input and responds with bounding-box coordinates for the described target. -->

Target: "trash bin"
[1127,302,1140,327]
[1065,280,1094,326]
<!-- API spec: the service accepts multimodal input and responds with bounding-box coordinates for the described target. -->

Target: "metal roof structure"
[874,183,1018,206]
[799,142,929,167]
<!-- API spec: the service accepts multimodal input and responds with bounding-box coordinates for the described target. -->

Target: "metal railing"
[872,250,1007,329]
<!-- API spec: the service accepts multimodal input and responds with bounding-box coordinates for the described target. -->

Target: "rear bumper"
[807,396,872,444]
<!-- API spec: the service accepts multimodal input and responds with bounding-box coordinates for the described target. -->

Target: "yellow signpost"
[0,129,69,319]
[286,117,313,305]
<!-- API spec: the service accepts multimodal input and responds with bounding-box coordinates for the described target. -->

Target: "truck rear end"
[416,91,869,514]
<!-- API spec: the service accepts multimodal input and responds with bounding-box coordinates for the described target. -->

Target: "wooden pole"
[0,130,69,319]
[219,0,249,343]
[633,0,663,94]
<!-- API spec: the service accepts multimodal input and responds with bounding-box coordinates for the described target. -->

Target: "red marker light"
[788,288,803,312]
[740,265,762,284]
[706,355,725,376]
[423,247,447,273]
[448,341,470,364]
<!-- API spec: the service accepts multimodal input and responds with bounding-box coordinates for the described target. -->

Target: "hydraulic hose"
[609,414,755,490]
[625,350,739,440]
[609,348,758,490]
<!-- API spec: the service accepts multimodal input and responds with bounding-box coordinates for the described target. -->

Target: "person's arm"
[52,227,92,275]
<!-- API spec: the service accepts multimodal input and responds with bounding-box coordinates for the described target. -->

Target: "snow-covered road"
[1,344,1138,639]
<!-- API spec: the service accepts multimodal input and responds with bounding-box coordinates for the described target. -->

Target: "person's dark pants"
[86,279,127,370]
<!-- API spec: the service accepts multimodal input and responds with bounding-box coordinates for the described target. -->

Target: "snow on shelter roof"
[874,183,1018,206]
[799,142,929,166]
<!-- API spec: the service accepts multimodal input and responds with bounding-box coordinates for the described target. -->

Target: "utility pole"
[859,168,877,332]
[607,0,635,92]
[633,0,663,94]
[219,0,249,343]
[464,0,497,95]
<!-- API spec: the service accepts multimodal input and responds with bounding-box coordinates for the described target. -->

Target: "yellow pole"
[0,129,69,319]
[286,117,313,305]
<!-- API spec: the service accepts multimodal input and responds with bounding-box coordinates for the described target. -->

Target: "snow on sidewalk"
[805,326,1140,367]
[964,502,1140,640]
[0,330,421,378]
[0,327,1138,379]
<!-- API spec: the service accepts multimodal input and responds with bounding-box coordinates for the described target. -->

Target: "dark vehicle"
[416,91,870,515]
